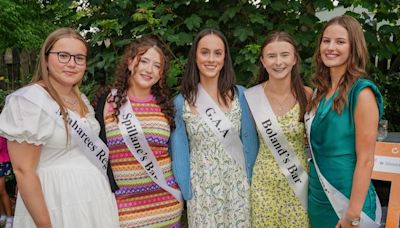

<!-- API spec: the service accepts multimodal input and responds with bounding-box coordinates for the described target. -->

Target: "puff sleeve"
[0,94,57,145]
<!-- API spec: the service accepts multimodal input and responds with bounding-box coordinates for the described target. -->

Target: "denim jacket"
[170,85,259,200]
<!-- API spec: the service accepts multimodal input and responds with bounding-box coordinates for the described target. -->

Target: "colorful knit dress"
[105,95,183,228]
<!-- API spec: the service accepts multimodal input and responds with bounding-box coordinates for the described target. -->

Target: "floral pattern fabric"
[183,95,250,228]
[251,103,309,228]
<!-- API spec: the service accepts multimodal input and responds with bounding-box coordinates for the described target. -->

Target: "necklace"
[62,96,78,110]
[264,81,292,112]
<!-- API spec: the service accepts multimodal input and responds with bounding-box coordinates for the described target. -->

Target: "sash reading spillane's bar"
[244,84,308,209]
[305,90,381,227]
[9,84,109,175]
[113,90,183,203]
[195,84,247,176]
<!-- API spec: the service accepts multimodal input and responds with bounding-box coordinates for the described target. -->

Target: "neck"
[127,85,152,99]
[329,65,346,89]
[47,78,74,97]
[265,77,292,95]
[199,77,219,99]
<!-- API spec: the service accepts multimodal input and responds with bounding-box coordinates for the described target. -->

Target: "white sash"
[195,84,246,176]
[10,84,109,174]
[244,84,308,209]
[305,91,381,227]
[114,90,183,203]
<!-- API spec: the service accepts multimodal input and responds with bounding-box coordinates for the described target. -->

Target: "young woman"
[245,31,311,227]
[306,15,383,227]
[0,27,119,228]
[93,36,183,228]
[170,28,259,227]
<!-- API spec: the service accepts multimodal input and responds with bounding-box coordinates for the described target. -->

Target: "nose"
[208,53,216,62]
[66,56,77,67]
[145,62,153,73]
[276,56,282,65]
[327,41,335,50]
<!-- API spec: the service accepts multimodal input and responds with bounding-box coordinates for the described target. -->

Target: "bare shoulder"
[356,87,376,108]
[303,86,313,100]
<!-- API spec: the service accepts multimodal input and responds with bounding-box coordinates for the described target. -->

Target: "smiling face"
[47,37,87,89]
[128,47,162,94]
[319,24,350,71]
[260,40,296,81]
[195,34,225,81]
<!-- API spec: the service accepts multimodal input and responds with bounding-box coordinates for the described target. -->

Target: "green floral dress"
[183,95,251,228]
[251,103,309,228]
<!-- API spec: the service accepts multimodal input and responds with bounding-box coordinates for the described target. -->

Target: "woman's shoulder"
[304,86,313,100]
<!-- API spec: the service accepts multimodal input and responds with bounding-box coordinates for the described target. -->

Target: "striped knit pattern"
[105,95,182,228]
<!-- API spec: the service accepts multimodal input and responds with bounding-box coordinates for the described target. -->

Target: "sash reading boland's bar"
[305,90,381,227]
[244,84,308,209]
[10,84,109,175]
[195,84,247,176]
[114,90,183,203]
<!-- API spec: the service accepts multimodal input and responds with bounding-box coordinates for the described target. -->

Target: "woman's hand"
[335,217,360,228]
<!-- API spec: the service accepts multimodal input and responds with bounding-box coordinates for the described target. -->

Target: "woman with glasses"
[0,27,119,228]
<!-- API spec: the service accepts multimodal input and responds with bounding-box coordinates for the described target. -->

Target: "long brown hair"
[255,31,308,122]
[307,15,368,113]
[32,27,89,136]
[181,28,236,106]
[94,36,175,129]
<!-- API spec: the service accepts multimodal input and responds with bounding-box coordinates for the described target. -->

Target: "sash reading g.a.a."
[9,84,109,175]
[244,84,308,210]
[195,84,247,176]
[305,90,381,227]
[113,90,183,203]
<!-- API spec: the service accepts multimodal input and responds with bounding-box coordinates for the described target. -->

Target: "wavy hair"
[31,27,89,137]
[255,31,308,122]
[94,36,175,129]
[181,28,236,106]
[307,15,368,113]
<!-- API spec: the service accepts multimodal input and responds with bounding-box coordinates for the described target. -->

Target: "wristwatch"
[345,215,360,226]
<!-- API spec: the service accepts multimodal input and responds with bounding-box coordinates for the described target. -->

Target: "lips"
[204,64,217,70]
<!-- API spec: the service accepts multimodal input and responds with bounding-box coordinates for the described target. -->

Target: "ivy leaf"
[184,14,202,31]
[233,27,254,42]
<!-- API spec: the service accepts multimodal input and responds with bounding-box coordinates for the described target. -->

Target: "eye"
[75,55,86,62]
[215,51,223,56]
[266,54,276,58]
[58,52,70,59]
[281,53,290,57]
[153,64,161,69]
[322,38,330,44]
[140,59,148,64]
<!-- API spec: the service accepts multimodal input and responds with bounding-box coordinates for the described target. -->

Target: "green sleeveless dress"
[308,79,384,227]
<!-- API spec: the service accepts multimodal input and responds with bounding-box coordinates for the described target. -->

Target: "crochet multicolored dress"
[105,95,183,228]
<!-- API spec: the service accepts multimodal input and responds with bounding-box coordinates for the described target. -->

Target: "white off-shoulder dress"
[0,84,119,228]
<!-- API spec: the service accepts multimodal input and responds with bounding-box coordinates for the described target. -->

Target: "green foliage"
[0,0,399,129]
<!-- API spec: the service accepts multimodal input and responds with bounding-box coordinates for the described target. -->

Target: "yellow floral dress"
[251,103,309,228]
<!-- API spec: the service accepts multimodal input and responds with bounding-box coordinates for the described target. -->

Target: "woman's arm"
[8,141,52,228]
[337,88,379,227]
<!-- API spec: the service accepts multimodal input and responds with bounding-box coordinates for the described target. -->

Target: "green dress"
[308,79,383,227]
[251,103,309,227]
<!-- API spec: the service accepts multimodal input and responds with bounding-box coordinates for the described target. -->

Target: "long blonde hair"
[32,27,89,135]
[307,15,368,113]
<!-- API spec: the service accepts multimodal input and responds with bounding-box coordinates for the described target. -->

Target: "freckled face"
[195,34,225,80]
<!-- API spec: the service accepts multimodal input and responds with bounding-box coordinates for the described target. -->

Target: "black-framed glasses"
[47,51,87,65]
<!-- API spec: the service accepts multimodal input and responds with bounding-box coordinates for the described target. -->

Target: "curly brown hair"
[307,15,368,114]
[93,36,175,129]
